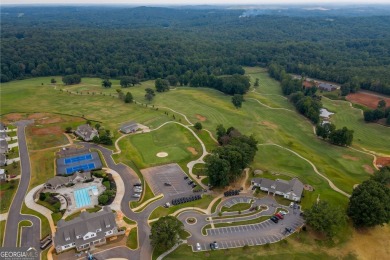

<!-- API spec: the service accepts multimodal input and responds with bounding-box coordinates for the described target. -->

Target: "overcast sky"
[2,0,390,5]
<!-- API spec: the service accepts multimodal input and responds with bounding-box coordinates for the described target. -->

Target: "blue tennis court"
[65,163,95,174]
[74,186,98,208]
[64,154,93,164]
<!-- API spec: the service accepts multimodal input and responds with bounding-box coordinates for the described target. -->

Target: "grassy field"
[221,202,251,212]
[123,216,137,225]
[115,123,202,169]
[0,180,19,213]
[0,220,5,246]
[322,97,390,155]
[149,195,213,220]
[126,227,138,249]
[29,149,57,191]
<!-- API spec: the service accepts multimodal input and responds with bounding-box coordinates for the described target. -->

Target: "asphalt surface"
[3,120,41,253]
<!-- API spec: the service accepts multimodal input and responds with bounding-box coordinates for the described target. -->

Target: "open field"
[322,97,390,155]
[115,123,202,169]
[29,149,57,191]
[346,91,390,109]
[0,220,5,246]
[0,180,19,213]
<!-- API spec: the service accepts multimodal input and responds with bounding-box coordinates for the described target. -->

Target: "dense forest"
[1,6,390,94]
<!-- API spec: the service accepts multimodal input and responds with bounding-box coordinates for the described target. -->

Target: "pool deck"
[42,177,106,217]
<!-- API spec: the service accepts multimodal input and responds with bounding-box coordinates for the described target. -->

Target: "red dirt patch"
[195,114,206,122]
[363,164,374,174]
[376,157,390,167]
[27,113,48,120]
[31,125,63,136]
[346,92,390,109]
[342,155,359,161]
[2,113,24,123]
[187,147,198,155]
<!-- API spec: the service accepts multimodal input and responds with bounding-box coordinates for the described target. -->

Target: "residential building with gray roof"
[74,124,99,141]
[54,206,120,253]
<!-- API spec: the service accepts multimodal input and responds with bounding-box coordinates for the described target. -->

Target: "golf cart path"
[258,143,351,198]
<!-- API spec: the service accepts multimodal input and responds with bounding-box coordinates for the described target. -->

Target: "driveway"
[3,120,42,255]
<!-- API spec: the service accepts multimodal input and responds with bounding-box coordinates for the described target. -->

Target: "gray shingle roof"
[0,154,6,166]
[74,124,99,141]
[319,83,338,91]
[54,206,116,248]
[45,172,92,189]
[0,123,6,131]
[120,121,138,133]
[252,177,304,198]
[0,139,8,154]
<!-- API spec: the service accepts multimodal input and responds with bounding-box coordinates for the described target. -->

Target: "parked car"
[285,227,293,233]
[279,211,287,216]
[275,213,284,219]
[163,202,171,208]
[40,240,52,250]
[270,216,279,223]
[164,182,172,186]
[132,193,141,198]
[289,202,294,208]
[213,241,219,249]
[184,176,189,180]
[210,243,215,250]
[134,183,142,186]
[196,243,201,251]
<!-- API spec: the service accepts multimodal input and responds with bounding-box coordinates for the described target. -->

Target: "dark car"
[184,176,189,180]
[188,181,194,185]
[210,243,215,250]
[192,184,197,188]
[164,182,172,186]
[270,216,279,223]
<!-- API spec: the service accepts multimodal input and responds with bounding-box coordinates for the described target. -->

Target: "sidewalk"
[24,184,55,234]
[0,212,8,221]
[103,167,125,212]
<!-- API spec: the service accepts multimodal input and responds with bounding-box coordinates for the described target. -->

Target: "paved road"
[3,120,41,253]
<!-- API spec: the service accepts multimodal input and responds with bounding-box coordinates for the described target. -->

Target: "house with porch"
[44,172,92,190]
[251,177,304,202]
[74,124,99,142]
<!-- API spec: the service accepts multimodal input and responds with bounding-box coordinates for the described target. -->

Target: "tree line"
[2,6,390,96]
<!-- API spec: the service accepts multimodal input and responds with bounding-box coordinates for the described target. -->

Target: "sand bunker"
[187,147,198,155]
[196,114,206,122]
[156,152,168,158]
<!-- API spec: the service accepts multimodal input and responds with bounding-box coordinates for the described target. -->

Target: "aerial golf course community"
[0,65,389,260]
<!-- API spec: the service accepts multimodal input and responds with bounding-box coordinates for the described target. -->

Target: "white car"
[132,193,141,198]
[279,211,287,216]
[134,187,143,192]
[196,243,201,251]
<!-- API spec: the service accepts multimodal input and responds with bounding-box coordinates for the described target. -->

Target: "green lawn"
[126,227,138,249]
[0,180,19,213]
[3,161,21,177]
[0,220,5,246]
[211,198,221,214]
[149,195,213,220]
[123,216,137,225]
[322,97,390,155]
[115,123,202,169]
[221,202,252,212]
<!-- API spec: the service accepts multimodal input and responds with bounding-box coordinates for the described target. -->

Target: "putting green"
[116,123,202,169]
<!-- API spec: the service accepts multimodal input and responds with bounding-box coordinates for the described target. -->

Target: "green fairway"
[322,97,390,155]
[115,123,202,169]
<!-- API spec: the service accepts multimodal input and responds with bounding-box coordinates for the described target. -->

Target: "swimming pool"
[64,154,93,165]
[65,163,95,175]
[74,186,98,208]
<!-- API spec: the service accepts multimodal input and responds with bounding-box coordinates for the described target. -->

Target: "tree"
[304,201,346,238]
[340,83,351,96]
[65,126,72,133]
[62,74,81,85]
[150,216,184,251]
[194,122,202,130]
[371,166,390,186]
[145,88,155,102]
[329,127,354,146]
[205,155,230,187]
[166,75,178,86]
[254,78,259,87]
[124,92,133,103]
[216,124,226,141]
[102,78,112,88]
[98,194,109,205]
[155,78,170,92]
[347,179,390,227]
[120,76,139,87]
[387,114,390,125]
[95,123,101,130]
[51,78,56,84]
[377,99,386,109]
[232,94,244,108]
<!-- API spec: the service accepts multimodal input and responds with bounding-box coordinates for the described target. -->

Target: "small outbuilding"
[120,121,138,134]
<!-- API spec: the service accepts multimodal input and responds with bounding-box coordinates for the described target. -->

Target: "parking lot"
[141,163,193,196]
